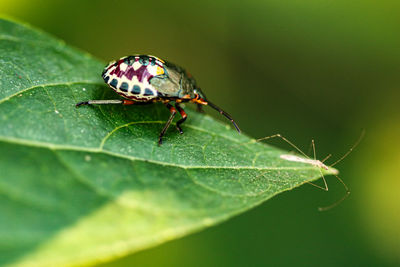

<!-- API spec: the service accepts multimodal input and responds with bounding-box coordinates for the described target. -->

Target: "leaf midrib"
[0,135,319,171]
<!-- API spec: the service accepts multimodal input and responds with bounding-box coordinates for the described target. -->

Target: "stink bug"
[76,55,240,145]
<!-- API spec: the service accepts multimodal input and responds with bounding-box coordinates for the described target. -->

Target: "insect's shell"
[102,55,198,102]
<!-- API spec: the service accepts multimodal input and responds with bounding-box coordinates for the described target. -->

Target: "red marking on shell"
[109,58,160,83]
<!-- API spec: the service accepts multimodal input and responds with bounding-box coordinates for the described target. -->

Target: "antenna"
[330,129,365,167]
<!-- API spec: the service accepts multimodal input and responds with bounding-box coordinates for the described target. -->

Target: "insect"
[255,132,364,211]
[76,55,240,145]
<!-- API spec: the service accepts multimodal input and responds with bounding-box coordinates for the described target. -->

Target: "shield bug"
[76,55,240,145]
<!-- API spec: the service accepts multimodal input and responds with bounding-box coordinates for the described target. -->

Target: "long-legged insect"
[256,131,365,211]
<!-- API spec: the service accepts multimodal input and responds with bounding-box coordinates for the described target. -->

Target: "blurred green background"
[1,0,399,266]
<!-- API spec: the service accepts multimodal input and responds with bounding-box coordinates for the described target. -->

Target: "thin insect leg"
[207,101,241,133]
[307,139,314,157]
[312,139,316,159]
[322,154,332,163]
[330,129,365,167]
[76,99,135,107]
[308,139,351,211]
[158,102,177,145]
[175,103,187,134]
[282,137,350,211]
[318,175,350,211]
[309,139,329,192]
[256,134,309,158]
[313,130,364,210]
[308,139,332,164]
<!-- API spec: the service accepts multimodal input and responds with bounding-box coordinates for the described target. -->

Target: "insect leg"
[207,101,241,133]
[196,104,204,113]
[76,100,135,107]
[175,103,187,134]
[159,103,177,145]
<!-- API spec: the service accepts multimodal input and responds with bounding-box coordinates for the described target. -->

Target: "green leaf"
[0,17,337,267]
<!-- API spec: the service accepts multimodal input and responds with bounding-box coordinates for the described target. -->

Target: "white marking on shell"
[107,75,158,101]
[119,62,128,71]
[133,61,141,71]
[146,64,161,76]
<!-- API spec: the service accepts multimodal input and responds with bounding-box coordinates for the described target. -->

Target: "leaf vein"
[0,136,327,171]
